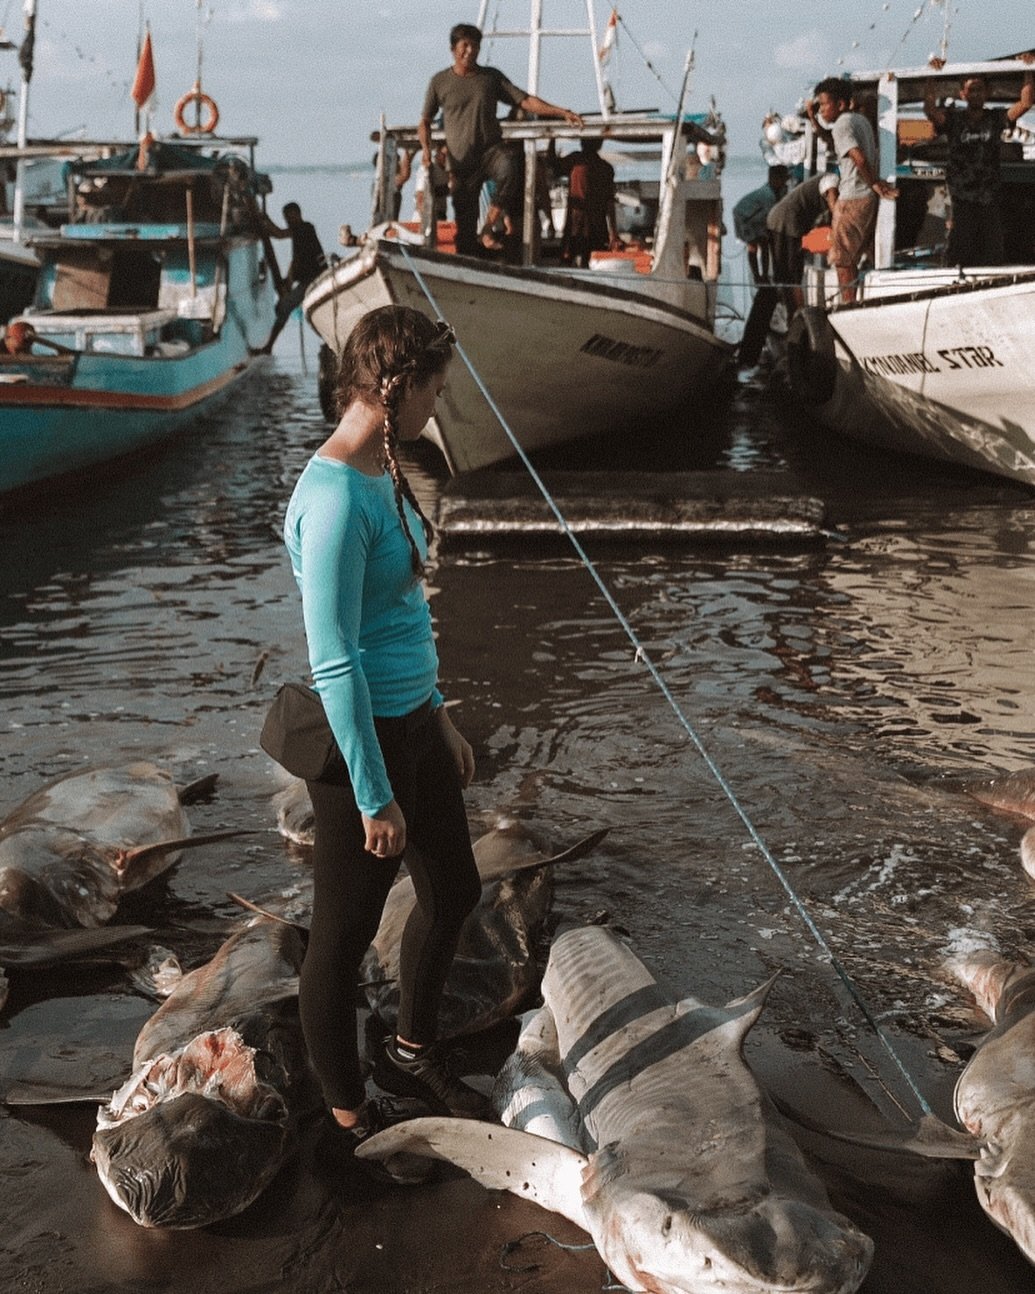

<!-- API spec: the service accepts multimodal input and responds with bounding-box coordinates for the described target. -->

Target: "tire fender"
[786,306,837,405]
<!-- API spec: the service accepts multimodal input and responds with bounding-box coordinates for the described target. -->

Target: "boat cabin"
[368,110,725,318]
[6,138,272,355]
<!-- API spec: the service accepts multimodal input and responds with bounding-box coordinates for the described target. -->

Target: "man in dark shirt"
[255,202,328,353]
[924,58,1034,267]
[549,136,621,266]
[767,171,839,307]
[419,23,583,256]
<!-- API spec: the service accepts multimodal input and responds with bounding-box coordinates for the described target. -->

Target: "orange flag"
[598,8,618,66]
[131,30,156,108]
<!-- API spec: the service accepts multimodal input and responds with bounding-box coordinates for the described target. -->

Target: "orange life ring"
[174,85,220,135]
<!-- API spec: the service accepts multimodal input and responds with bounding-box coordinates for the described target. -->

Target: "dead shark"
[358,925,874,1294]
[91,916,316,1229]
[961,767,1035,878]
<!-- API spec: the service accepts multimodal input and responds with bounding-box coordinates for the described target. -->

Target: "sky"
[3,0,1033,168]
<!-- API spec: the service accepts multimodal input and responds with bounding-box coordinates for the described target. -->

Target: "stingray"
[361,818,608,1039]
[0,763,243,937]
[0,764,244,1011]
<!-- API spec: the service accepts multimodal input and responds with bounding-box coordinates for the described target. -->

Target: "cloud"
[222,1,283,22]
[773,30,829,71]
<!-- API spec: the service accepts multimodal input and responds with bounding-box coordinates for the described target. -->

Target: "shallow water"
[2,352,1035,1292]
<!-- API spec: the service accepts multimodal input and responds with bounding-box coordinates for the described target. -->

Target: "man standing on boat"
[807,79,897,302]
[419,23,584,257]
[924,56,1035,268]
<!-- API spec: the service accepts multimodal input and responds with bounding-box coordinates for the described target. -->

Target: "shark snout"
[92,1092,288,1229]
[596,1190,873,1294]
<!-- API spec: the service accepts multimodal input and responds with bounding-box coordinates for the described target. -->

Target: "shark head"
[92,1025,293,1228]
[91,1090,289,1228]
[974,1118,1035,1266]
[586,1181,873,1294]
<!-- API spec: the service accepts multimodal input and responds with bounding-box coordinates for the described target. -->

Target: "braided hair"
[334,306,455,577]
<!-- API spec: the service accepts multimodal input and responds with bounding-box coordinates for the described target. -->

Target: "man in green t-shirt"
[419,23,583,256]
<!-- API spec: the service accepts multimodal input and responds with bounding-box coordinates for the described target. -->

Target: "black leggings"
[299,705,481,1111]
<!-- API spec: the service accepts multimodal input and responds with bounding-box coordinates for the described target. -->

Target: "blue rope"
[398,244,933,1119]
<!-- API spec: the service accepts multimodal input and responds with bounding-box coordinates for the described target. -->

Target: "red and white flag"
[131,29,156,109]
[598,8,618,66]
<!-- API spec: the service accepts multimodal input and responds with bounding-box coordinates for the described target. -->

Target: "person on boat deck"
[807,78,898,303]
[732,164,790,283]
[924,56,1035,268]
[418,22,584,257]
[255,202,327,354]
[391,148,416,221]
[281,305,492,1169]
[767,171,840,309]
[413,144,450,223]
[479,114,553,254]
[547,136,622,267]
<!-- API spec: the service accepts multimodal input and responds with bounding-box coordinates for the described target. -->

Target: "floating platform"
[436,471,830,545]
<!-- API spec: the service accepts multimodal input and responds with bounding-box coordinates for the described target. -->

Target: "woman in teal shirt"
[284,305,489,1155]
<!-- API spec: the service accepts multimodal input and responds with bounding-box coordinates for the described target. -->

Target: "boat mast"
[11,0,36,243]
[476,0,609,117]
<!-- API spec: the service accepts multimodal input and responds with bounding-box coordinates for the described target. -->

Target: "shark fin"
[356,1116,591,1227]
[774,1098,984,1161]
[474,828,609,884]
[3,1080,116,1105]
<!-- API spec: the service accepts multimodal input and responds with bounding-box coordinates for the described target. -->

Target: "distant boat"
[0,134,279,499]
[784,56,1035,487]
[303,1,733,473]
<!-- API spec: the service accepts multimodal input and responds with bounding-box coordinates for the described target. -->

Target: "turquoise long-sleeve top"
[283,454,443,816]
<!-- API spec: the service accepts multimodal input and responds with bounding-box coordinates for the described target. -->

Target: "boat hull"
[794,269,1035,486]
[305,241,733,472]
[0,241,275,498]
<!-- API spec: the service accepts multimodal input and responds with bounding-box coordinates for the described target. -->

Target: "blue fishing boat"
[0,134,278,498]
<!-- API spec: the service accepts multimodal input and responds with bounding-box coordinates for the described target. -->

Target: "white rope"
[398,242,934,1119]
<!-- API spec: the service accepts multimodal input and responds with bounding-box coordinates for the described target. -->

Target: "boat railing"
[370,107,724,299]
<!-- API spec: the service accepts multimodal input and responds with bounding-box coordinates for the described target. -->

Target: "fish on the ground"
[859,949,1035,1267]
[271,777,314,846]
[262,791,608,1040]
[358,924,874,1294]
[91,915,316,1229]
[793,946,1035,1269]
[0,762,242,946]
[962,767,1035,878]
[361,820,608,1039]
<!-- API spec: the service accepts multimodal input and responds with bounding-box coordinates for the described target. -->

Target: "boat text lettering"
[861,351,940,377]
[935,345,1004,370]
[581,333,664,368]
[861,345,1003,377]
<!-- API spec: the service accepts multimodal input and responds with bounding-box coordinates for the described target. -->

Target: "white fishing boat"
[303,2,732,473]
[784,55,1035,486]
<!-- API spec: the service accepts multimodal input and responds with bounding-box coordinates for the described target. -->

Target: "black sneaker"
[316,1097,433,1185]
[373,1038,494,1119]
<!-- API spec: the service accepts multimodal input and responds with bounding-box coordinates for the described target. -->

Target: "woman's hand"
[362,799,406,858]
[437,707,475,788]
